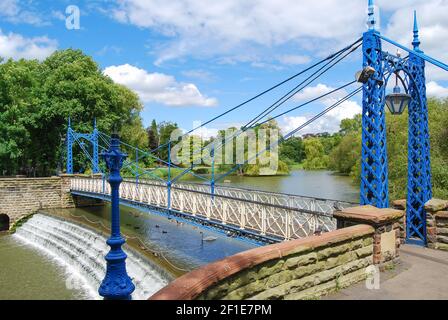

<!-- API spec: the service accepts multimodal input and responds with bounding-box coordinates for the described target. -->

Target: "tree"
[157,121,179,161]
[279,137,305,164]
[0,49,146,176]
[302,138,329,169]
[147,119,159,151]
[329,132,361,174]
[339,114,362,135]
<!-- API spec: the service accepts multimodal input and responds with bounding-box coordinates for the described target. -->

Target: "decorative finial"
[412,10,421,51]
[68,116,71,128]
[368,0,376,30]
[94,117,97,129]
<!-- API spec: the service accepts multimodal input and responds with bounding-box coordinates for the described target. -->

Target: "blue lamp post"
[99,133,135,300]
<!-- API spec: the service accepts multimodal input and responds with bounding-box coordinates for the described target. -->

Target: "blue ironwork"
[361,7,433,245]
[66,118,101,174]
[65,2,448,248]
[367,0,376,30]
[167,141,172,210]
[211,144,215,198]
[379,34,448,73]
[92,119,99,174]
[98,133,135,300]
[406,12,432,245]
[66,117,73,174]
[135,149,139,187]
[360,29,389,208]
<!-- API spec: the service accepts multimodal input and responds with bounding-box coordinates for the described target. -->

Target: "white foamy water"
[13,214,171,300]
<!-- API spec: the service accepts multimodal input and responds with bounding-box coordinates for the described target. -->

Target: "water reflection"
[188,170,359,202]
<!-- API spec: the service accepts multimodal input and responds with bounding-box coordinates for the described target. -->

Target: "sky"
[1,0,448,138]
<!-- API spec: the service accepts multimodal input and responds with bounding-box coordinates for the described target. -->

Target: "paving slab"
[323,245,448,300]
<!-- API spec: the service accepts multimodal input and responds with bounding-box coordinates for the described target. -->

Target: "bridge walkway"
[324,245,448,300]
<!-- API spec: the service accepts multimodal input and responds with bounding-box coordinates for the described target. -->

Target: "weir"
[13,214,171,300]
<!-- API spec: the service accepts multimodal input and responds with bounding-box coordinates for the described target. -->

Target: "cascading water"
[13,213,172,300]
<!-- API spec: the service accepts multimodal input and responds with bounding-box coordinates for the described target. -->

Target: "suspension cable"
[251,80,357,128]
[216,86,363,182]
[93,38,363,184]
[171,41,362,175]
[130,37,363,158]
[244,41,362,129]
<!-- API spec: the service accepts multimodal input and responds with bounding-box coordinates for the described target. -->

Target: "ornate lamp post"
[98,133,135,300]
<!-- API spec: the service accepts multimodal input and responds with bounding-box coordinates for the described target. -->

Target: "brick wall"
[150,225,375,300]
[0,176,102,228]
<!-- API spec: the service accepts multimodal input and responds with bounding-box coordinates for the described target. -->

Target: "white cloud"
[293,83,347,102]
[181,69,216,82]
[110,0,366,65]
[107,0,448,76]
[382,0,448,80]
[0,0,19,16]
[103,64,218,107]
[283,86,362,135]
[276,54,311,65]
[0,30,58,60]
[427,81,448,98]
[0,0,46,25]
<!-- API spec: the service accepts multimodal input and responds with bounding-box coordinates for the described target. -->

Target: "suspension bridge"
[65,0,448,246]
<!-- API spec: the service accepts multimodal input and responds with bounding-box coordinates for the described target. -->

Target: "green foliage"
[305,98,448,201]
[147,119,159,150]
[279,136,305,164]
[302,138,329,170]
[0,49,147,176]
[157,121,179,161]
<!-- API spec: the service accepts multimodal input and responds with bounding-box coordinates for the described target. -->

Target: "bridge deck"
[70,177,357,242]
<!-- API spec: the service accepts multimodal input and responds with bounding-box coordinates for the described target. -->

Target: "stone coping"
[0,176,61,181]
[149,224,374,300]
[392,199,406,210]
[334,205,404,225]
[425,199,448,213]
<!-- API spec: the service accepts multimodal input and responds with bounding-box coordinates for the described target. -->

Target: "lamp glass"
[385,85,411,115]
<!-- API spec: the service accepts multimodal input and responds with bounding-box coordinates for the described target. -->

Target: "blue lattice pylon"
[360,29,389,208]
[66,117,74,174]
[92,119,99,174]
[66,118,100,174]
[406,12,432,245]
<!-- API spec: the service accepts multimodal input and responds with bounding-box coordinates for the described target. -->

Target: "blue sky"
[1,0,447,137]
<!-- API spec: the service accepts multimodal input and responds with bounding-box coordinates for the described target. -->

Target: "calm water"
[0,169,359,299]
[0,235,90,300]
[189,169,359,202]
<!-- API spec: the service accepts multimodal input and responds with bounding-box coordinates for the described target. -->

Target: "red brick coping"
[149,224,374,300]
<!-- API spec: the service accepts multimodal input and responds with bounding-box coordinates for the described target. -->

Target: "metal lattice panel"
[360,30,389,208]
[407,52,432,244]
[70,177,342,241]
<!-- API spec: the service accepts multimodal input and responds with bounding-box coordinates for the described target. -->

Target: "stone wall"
[425,199,448,251]
[150,225,375,300]
[0,175,102,228]
[334,205,404,266]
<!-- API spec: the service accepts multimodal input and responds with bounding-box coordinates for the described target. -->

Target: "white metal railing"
[70,177,354,241]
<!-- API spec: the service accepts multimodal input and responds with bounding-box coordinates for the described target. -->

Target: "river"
[0,169,359,299]
[206,170,359,202]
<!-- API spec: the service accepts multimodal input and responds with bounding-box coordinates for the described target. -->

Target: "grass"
[288,162,304,170]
